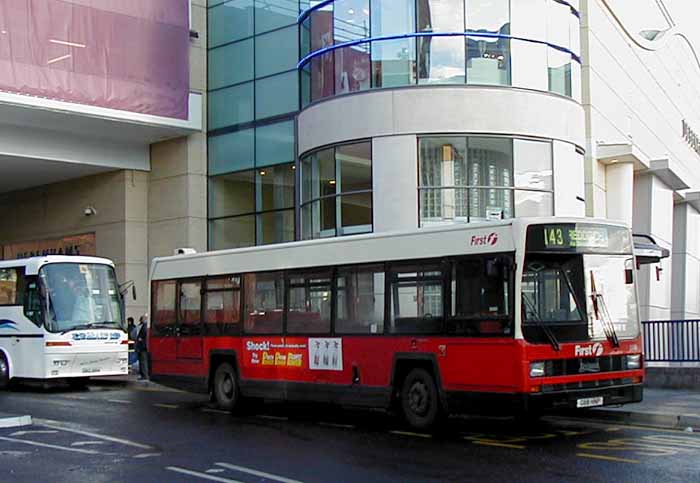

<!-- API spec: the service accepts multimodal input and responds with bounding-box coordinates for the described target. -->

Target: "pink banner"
[0,0,190,119]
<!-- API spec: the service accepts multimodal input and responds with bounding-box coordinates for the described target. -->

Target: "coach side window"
[336,264,385,334]
[388,262,444,334]
[0,268,23,305]
[153,280,177,336]
[244,272,284,334]
[287,270,332,334]
[204,276,241,336]
[448,255,513,336]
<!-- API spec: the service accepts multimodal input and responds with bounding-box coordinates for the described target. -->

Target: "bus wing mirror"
[132,285,137,301]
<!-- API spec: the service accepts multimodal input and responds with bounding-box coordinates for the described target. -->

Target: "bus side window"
[153,280,177,336]
[0,268,23,306]
[388,262,444,335]
[287,270,331,334]
[204,276,241,336]
[178,280,202,336]
[244,272,284,334]
[336,264,385,334]
[449,256,512,336]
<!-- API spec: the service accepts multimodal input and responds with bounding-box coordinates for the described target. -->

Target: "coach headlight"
[529,362,545,378]
[626,354,641,370]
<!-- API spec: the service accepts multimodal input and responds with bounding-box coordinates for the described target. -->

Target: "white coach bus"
[0,256,129,388]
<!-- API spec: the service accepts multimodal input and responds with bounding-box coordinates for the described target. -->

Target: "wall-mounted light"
[83,206,97,217]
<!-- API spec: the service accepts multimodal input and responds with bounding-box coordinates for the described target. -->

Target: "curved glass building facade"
[299,0,581,105]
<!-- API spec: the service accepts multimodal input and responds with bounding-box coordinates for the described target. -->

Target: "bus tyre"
[401,368,442,430]
[68,377,89,390]
[213,362,240,412]
[0,354,9,390]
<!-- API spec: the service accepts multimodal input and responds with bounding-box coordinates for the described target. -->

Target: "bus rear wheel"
[0,354,9,390]
[401,368,442,431]
[213,362,240,412]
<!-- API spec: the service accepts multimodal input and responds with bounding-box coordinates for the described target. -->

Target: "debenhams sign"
[683,120,700,157]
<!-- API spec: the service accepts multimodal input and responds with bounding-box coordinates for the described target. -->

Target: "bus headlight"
[626,354,641,369]
[530,362,546,378]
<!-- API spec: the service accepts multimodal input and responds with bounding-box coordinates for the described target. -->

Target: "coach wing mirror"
[119,280,137,301]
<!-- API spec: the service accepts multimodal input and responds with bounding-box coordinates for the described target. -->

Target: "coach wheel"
[401,368,442,430]
[0,354,9,389]
[214,362,239,412]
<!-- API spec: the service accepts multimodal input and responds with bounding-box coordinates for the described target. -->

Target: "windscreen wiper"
[522,293,561,351]
[60,322,114,335]
[589,271,620,347]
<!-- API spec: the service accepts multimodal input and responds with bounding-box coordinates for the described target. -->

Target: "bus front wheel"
[401,368,442,430]
[213,362,240,412]
[0,354,8,389]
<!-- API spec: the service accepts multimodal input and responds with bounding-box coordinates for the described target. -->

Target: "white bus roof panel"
[0,256,115,275]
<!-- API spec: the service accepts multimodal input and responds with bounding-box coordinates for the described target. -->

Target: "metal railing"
[643,320,700,362]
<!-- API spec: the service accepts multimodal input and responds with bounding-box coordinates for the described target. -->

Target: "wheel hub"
[408,381,429,415]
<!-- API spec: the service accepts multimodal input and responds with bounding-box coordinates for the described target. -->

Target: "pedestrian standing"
[126,317,137,369]
[135,315,149,380]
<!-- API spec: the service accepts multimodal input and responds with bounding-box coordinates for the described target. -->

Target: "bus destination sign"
[543,225,609,249]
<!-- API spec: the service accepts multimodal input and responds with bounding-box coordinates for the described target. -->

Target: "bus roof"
[151,217,627,281]
[0,256,115,275]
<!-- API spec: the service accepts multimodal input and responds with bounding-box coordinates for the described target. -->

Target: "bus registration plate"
[576,396,603,408]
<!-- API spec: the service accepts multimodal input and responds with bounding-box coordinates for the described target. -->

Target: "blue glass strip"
[297,31,581,69]
[299,0,581,24]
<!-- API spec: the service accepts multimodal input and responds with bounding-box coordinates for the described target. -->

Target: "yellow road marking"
[577,453,639,464]
[472,441,526,450]
[153,403,179,409]
[390,430,432,439]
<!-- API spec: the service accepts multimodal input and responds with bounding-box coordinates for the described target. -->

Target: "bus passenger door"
[176,279,203,362]
[150,280,178,369]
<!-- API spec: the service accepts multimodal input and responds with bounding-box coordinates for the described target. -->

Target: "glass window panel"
[514,190,553,217]
[419,188,469,225]
[316,148,336,198]
[209,40,254,90]
[340,192,372,233]
[153,280,176,334]
[208,129,255,175]
[465,0,511,86]
[255,26,298,77]
[311,6,333,52]
[371,39,416,88]
[256,121,295,167]
[467,137,513,187]
[301,18,311,58]
[335,45,371,94]
[372,0,415,36]
[510,38,548,91]
[417,0,464,32]
[334,0,369,44]
[244,272,284,334]
[311,52,335,101]
[209,171,255,218]
[571,59,582,103]
[255,0,298,34]
[419,137,468,188]
[570,10,581,57]
[257,209,295,245]
[337,142,371,192]
[209,215,256,250]
[208,82,254,130]
[514,139,553,190]
[209,0,254,47]
[417,37,465,84]
[287,270,332,333]
[301,154,314,203]
[547,1,571,50]
[336,265,385,334]
[257,164,295,211]
[255,71,299,119]
[389,263,444,334]
[301,202,314,239]
[179,281,202,329]
[469,187,513,221]
[207,276,241,290]
[204,288,241,335]
[548,48,572,97]
[306,198,337,238]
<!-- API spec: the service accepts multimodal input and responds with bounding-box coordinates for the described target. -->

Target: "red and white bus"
[148,218,644,429]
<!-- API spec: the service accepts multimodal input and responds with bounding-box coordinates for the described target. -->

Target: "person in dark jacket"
[135,315,149,380]
[126,317,137,368]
